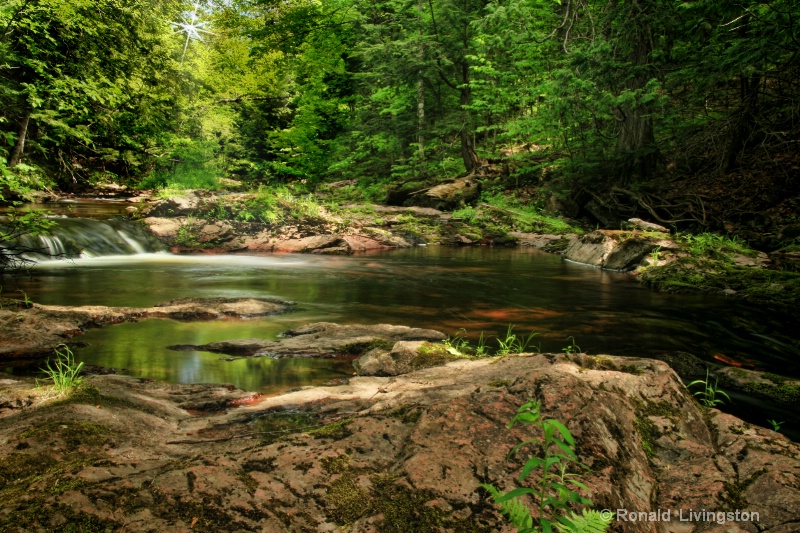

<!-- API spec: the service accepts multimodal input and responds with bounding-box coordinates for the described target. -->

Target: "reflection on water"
[6,246,799,396]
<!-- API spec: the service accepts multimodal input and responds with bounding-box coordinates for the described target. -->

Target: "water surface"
[7,247,798,392]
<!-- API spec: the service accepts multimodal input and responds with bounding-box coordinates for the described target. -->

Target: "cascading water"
[2,217,165,261]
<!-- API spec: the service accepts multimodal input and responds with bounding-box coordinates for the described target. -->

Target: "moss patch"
[341,338,395,355]
[639,400,680,418]
[325,472,372,525]
[582,356,617,371]
[0,452,58,491]
[309,417,353,440]
[742,381,800,404]
[640,257,800,311]
[324,469,491,532]
[387,404,424,424]
[252,411,317,443]
[634,417,659,458]
[20,420,111,450]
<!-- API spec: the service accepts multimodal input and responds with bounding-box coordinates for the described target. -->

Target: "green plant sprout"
[562,337,581,356]
[475,331,490,357]
[39,344,85,393]
[443,329,471,356]
[767,419,784,432]
[687,369,731,407]
[482,400,613,533]
[496,325,539,355]
[650,246,661,265]
[17,289,32,307]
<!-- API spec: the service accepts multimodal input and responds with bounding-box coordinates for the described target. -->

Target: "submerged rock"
[168,322,446,359]
[0,297,293,359]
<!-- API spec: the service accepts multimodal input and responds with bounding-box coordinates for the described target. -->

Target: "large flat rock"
[1,353,797,532]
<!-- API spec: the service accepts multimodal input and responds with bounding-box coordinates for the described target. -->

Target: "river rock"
[353,340,451,376]
[626,217,669,232]
[656,350,800,406]
[142,190,212,217]
[2,354,798,532]
[564,230,678,271]
[405,177,481,210]
[271,235,351,254]
[0,297,293,359]
[169,322,447,359]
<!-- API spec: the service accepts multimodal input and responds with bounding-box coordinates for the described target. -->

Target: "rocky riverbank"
[1,351,798,532]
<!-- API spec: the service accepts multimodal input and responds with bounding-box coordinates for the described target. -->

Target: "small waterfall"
[2,218,165,261]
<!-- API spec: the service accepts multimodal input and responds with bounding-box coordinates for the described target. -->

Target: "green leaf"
[544,419,575,447]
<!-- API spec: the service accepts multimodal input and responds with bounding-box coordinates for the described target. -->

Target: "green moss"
[639,400,680,418]
[52,385,147,412]
[252,411,316,443]
[321,454,351,475]
[371,473,489,533]
[3,503,112,533]
[543,238,570,252]
[324,470,490,532]
[341,338,395,355]
[583,356,617,371]
[325,472,372,525]
[236,469,259,495]
[309,417,354,440]
[742,381,800,403]
[619,364,643,375]
[487,379,511,388]
[387,405,424,424]
[640,257,800,310]
[634,417,659,458]
[413,342,453,369]
[722,469,766,509]
[20,420,111,450]
[762,372,787,385]
[0,452,58,491]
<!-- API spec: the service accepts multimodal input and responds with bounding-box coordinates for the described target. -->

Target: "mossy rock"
[640,257,800,311]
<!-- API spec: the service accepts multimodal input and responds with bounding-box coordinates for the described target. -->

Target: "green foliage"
[562,337,581,356]
[679,233,755,261]
[139,140,222,191]
[442,329,472,356]
[1,158,57,273]
[688,368,731,408]
[453,194,582,235]
[767,419,784,432]
[496,325,539,356]
[39,344,84,393]
[0,0,184,185]
[482,400,612,533]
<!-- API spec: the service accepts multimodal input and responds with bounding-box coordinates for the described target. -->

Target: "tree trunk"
[615,0,658,182]
[9,114,30,168]
[723,74,760,172]
[459,62,479,172]
[417,0,425,160]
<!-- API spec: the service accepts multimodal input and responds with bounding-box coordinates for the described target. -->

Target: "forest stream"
[3,206,799,438]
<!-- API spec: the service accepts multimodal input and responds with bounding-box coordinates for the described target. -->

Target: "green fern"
[555,509,614,533]
[481,484,535,532]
